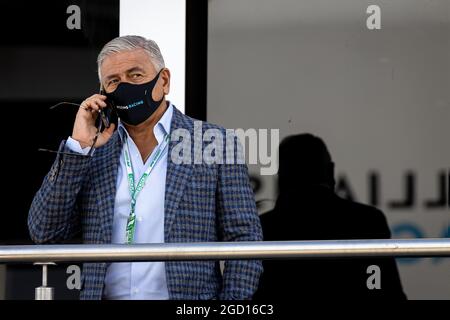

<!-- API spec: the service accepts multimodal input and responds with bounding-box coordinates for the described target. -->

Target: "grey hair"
[97,35,165,80]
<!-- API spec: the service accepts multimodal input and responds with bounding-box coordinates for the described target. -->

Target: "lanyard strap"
[123,133,170,244]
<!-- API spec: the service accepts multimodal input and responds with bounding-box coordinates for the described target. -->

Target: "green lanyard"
[123,133,170,244]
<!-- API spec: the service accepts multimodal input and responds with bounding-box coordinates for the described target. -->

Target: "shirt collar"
[118,102,173,143]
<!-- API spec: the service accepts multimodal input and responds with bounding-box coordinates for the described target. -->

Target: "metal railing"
[0,238,449,300]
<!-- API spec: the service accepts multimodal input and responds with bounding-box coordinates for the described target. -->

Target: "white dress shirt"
[66,104,174,300]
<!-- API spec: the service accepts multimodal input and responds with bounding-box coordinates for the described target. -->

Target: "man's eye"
[131,74,142,78]
[108,79,119,86]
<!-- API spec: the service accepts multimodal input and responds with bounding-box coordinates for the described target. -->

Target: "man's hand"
[71,94,116,148]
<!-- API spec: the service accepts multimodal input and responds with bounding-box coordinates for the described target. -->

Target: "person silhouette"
[254,133,406,300]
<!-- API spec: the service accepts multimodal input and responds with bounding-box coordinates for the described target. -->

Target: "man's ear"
[161,68,171,95]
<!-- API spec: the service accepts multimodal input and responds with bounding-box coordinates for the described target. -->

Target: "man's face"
[100,49,170,100]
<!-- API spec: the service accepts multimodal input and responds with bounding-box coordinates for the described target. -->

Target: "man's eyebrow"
[126,67,146,74]
[103,67,146,82]
[104,73,119,83]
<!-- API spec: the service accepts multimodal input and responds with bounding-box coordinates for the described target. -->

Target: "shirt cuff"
[66,137,93,155]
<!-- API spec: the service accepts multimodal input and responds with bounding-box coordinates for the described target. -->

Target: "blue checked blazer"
[28,106,263,300]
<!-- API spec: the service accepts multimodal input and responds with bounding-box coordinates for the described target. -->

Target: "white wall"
[120,0,186,112]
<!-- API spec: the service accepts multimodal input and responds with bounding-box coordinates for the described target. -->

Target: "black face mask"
[105,70,164,126]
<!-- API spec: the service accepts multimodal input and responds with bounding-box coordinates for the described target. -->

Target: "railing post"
[34,262,55,300]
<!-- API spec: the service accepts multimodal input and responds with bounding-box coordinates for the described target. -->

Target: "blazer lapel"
[164,106,194,242]
[98,132,123,243]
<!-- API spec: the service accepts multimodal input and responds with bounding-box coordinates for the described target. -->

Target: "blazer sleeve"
[216,134,263,300]
[28,140,92,244]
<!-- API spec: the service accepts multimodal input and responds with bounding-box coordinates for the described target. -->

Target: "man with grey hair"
[28,35,263,300]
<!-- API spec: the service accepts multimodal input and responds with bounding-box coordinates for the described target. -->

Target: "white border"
[120,0,186,113]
